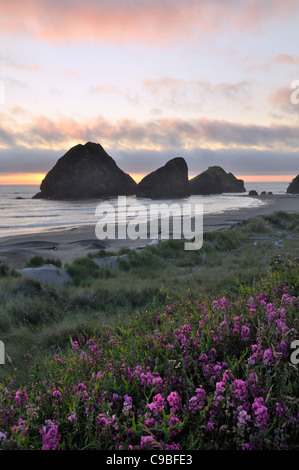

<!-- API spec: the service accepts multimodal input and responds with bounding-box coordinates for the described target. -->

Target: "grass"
[0,251,298,450]
[25,255,62,268]
[0,211,298,387]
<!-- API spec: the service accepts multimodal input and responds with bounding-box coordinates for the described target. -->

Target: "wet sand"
[0,194,298,269]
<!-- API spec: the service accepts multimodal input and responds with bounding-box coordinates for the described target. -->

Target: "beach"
[1,193,298,270]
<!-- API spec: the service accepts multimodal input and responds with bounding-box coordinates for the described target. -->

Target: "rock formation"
[189,166,246,195]
[33,142,137,199]
[286,174,299,194]
[136,157,190,199]
[249,190,258,196]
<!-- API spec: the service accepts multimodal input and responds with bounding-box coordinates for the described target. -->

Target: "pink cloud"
[247,53,299,72]
[1,56,43,73]
[3,112,299,151]
[89,84,120,94]
[274,54,299,65]
[0,0,299,45]
[269,85,299,114]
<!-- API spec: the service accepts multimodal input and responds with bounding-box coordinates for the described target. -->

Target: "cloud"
[269,85,299,115]
[0,0,298,45]
[0,145,297,178]
[2,113,299,152]
[0,56,43,73]
[89,84,120,94]
[0,146,61,174]
[114,148,299,176]
[274,54,299,65]
[142,77,250,110]
[247,54,299,73]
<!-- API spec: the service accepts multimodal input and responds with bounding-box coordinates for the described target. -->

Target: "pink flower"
[40,420,61,450]
[167,391,181,413]
[146,394,165,415]
[67,413,77,422]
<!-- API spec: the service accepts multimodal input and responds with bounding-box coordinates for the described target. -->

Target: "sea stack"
[136,157,190,199]
[189,166,246,195]
[33,142,137,199]
[286,174,299,194]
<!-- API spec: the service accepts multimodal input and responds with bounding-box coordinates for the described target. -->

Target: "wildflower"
[237,406,251,426]
[96,413,110,435]
[167,415,182,438]
[188,396,200,414]
[53,390,62,398]
[233,379,248,402]
[122,395,133,415]
[206,422,214,432]
[167,392,181,413]
[241,326,250,341]
[252,397,269,431]
[145,417,157,427]
[263,349,274,366]
[146,394,165,415]
[242,443,252,450]
[140,435,156,450]
[275,403,286,418]
[196,386,206,406]
[165,443,180,450]
[12,418,29,437]
[67,413,77,422]
[248,344,263,365]
[14,390,28,408]
[232,316,241,334]
[40,420,61,450]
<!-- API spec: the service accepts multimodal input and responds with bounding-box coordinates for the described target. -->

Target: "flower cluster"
[0,259,298,450]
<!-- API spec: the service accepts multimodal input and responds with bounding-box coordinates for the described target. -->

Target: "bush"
[25,256,62,268]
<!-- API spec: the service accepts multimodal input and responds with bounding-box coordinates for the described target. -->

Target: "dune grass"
[0,211,298,387]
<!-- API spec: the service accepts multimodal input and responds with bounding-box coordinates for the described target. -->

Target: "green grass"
[0,211,298,385]
[25,255,62,268]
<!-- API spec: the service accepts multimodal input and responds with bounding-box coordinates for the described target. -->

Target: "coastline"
[0,193,298,269]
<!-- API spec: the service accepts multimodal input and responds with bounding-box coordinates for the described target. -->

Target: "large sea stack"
[33,142,137,199]
[189,166,246,195]
[136,157,190,199]
[286,174,299,194]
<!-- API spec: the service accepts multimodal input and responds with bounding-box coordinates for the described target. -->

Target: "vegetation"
[0,211,298,449]
[25,256,62,268]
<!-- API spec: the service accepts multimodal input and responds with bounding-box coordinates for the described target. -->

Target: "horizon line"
[0,173,296,185]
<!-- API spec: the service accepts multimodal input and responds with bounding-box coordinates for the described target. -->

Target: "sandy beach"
[0,193,298,270]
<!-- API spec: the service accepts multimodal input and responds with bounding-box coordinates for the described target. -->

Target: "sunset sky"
[0,0,299,185]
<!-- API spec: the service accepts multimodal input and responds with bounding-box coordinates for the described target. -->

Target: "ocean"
[0,182,290,238]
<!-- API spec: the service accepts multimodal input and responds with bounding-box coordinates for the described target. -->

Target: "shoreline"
[0,194,298,269]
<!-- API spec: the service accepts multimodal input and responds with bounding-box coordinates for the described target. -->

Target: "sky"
[0,0,299,185]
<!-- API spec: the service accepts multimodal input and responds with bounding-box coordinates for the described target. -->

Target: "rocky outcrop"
[249,190,258,196]
[136,157,190,199]
[33,142,137,199]
[287,174,299,194]
[189,166,246,195]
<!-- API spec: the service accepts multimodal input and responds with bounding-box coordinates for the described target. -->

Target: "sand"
[0,194,298,272]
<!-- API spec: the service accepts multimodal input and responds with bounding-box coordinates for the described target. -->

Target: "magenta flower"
[146,394,165,415]
[167,391,181,413]
[40,420,61,450]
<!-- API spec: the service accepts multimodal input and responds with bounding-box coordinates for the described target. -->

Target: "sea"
[0,182,290,238]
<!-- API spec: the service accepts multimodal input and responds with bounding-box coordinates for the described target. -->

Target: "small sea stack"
[189,166,246,195]
[136,157,190,199]
[286,174,299,194]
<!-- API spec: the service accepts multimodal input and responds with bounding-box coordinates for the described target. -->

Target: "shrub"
[25,256,62,268]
